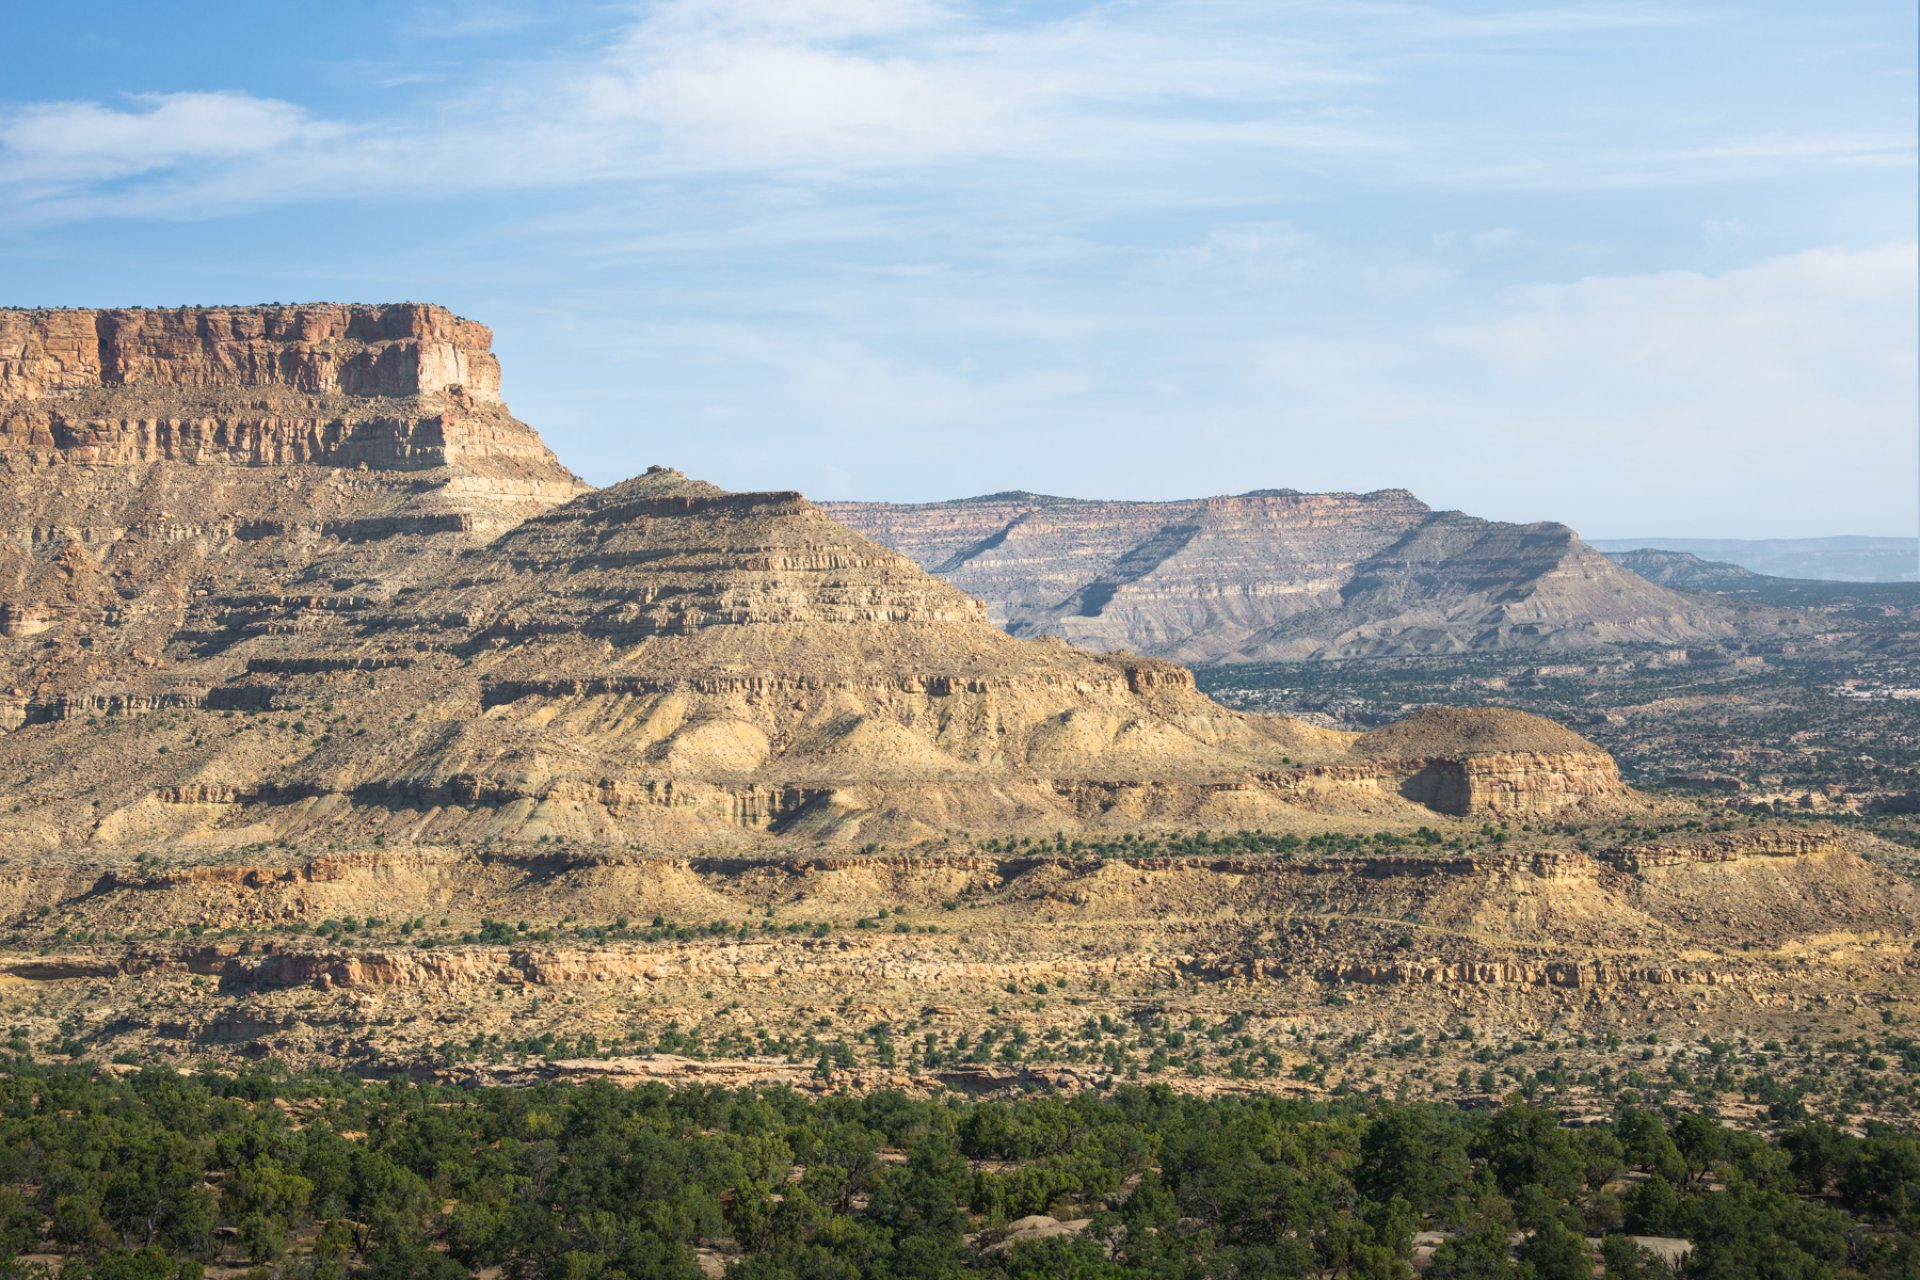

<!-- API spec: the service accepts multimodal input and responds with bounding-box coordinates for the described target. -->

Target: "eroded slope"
[0,826,1911,1091]
[825,490,1766,662]
[0,467,1627,851]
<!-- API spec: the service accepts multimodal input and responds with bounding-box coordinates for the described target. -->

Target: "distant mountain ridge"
[824,490,1771,662]
[1589,536,1919,583]
[1600,548,1764,591]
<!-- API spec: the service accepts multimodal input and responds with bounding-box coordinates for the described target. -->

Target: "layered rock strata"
[824,490,1765,662]
[0,467,1625,848]
[0,304,1628,848]
[0,828,1910,1075]
[0,304,501,402]
[0,305,588,698]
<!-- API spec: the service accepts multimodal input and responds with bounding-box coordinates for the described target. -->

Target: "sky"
[1,1,1914,539]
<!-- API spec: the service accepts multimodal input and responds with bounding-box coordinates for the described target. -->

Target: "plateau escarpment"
[0,304,587,700]
[0,309,1635,847]
[825,490,1768,662]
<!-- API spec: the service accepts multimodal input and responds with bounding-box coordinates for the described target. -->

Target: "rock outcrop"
[0,302,1907,1098]
[0,304,588,698]
[823,490,1768,662]
[0,826,1912,1078]
[1350,708,1623,818]
[1,303,498,398]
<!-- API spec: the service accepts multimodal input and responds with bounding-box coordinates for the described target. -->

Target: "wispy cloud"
[571,234,1914,533]
[0,3,1362,223]
[1439,134,1918,191]
[0,0,1790,225]
[4,0,1910,230]
[0,92,346,195]
[1,1,1910,535]
[1372,2,1694,38]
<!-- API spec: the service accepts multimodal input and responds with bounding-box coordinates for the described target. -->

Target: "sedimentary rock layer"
[0,303,501,403]
[0,304,588,698]
[0,827,1910,1075]
[0,467,1626,849]
[824,490,1763,662]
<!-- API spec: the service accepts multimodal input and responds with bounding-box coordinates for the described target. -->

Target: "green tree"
[1357,1108,1473,1215]
[1476,1105,1584,1202]
[1428,1220,1516,1280]
[1624,1174,1682,1236]
[1600,1234,1675,1280]
[1517,1219,1591,1280]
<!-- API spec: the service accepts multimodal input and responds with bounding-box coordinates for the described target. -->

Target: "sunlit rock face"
[826,489,1753,662]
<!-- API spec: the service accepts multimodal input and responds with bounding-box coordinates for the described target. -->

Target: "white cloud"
[1236,242,1920,535]
[0,3,1909,537]
[1439,242,1916,393]
[637,0,959,41]
[1381,2,1692,38]
[0,2,1386,220]
[0,2,1907,222]
[582,238,1917,534]
[0,92,343,187]
[1442,135,1918,192]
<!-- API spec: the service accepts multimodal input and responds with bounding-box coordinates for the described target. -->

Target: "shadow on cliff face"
[1396,762,1471,815]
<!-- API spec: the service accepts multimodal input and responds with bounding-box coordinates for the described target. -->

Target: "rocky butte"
[823,489,1782,662]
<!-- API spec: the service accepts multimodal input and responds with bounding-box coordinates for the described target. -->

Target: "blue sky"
[2,1,1913,538]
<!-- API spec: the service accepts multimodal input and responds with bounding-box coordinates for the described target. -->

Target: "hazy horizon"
[3,1,1914,540]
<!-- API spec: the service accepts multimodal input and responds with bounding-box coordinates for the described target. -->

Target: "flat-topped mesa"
[826,487,1751,660]
[0,304,585,700]
[0,301,578,482]
[0,303,500,403]
[0,304,573,475]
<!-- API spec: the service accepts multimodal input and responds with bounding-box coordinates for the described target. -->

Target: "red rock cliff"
[0,303,501,402]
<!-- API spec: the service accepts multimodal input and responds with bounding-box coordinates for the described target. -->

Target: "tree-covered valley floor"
[1,1061,1917,1280]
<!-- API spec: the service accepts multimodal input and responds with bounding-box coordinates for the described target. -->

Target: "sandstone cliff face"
[0,304,499,403]
[0,305,587,699]
[823,491,1760,662]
